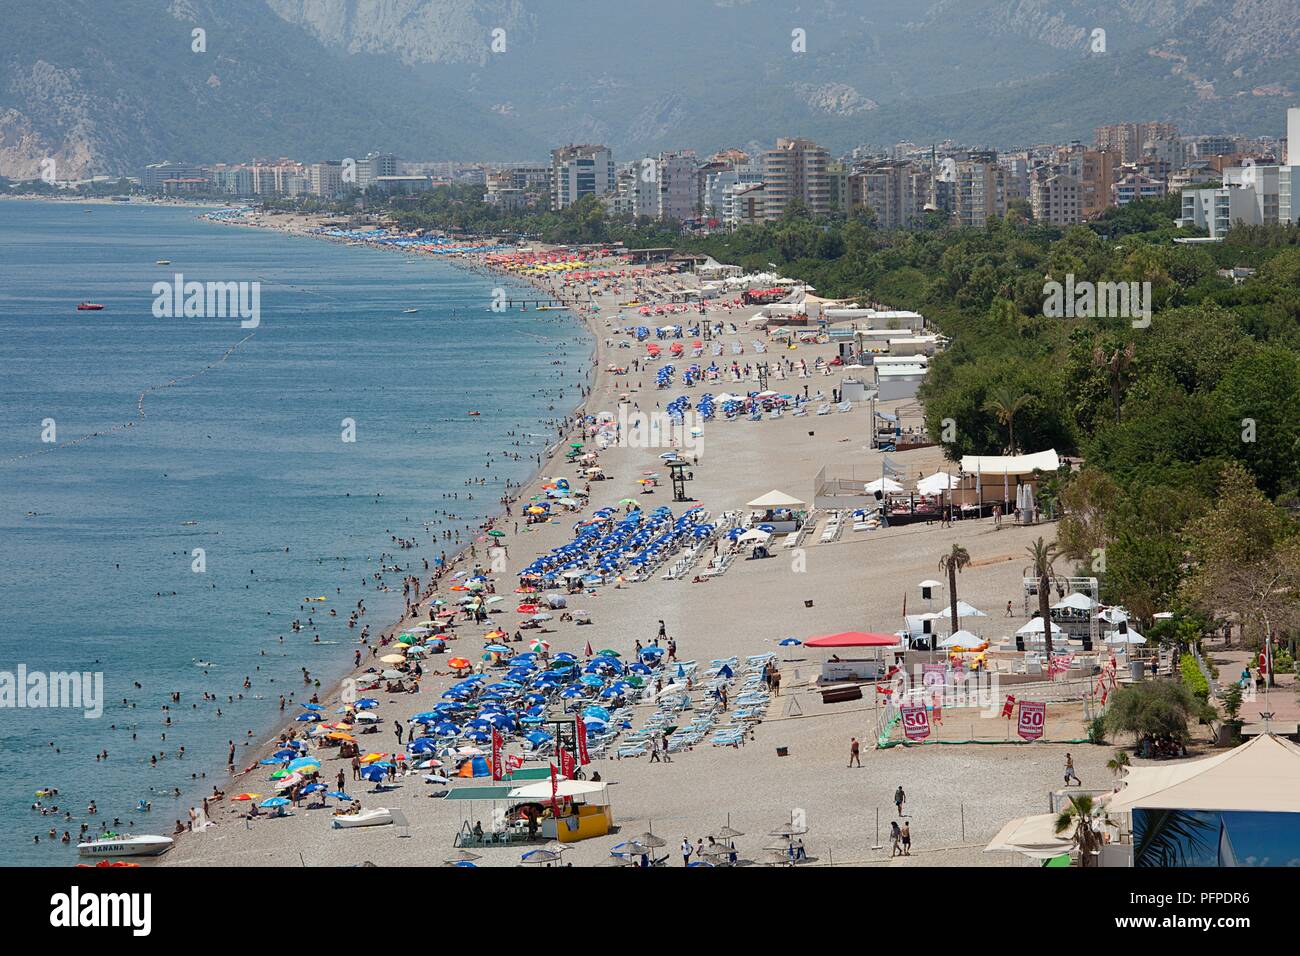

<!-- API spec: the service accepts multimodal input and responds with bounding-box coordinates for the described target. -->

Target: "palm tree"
[1134,808,1217,866]
[938,544,971,640]
[1106,749,1130,779]
[1054,794,1104,866]
[1026,537,1060,658]
[1092,342,1137,424]
[982,387,1033,454]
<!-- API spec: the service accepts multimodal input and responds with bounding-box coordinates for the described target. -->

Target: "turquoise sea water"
[0,201,588,866]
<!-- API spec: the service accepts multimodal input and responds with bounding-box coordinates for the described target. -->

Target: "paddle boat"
[77,833,174,858]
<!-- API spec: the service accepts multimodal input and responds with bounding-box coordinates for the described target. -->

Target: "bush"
[1105,681,1199,744]
[1180,653,1209,702]
[1087,716,1107,745]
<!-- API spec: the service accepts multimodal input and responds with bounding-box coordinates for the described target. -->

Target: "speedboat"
[76,302,105,311]
[402,308,420,314]
[77,834,174,858]
[156,259,171,265]
[332,808,394,829]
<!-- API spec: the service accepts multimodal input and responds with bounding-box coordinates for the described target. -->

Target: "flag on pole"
[491,728,504,781]
[549,762,560,814]
[881,455,903,478]
[575,715,590,765]
[559,746,576,780]
[505,754,524,772]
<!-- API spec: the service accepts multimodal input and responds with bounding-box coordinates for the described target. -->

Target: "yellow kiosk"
[507,779,614,844]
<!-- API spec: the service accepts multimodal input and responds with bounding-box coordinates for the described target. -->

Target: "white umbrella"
[916,472,958,494]
[865,478,903,494]
[1105,630,1146,645]
[938,630,985,649]
[937,600,987,619]
[737,528,771,545]
[1016,618,1063,635]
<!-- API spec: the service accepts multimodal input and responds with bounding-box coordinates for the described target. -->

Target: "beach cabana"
[745,490,807,533]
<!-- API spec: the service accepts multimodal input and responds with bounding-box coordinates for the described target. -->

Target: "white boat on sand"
[77,834,174,858]
[332,808,394,829]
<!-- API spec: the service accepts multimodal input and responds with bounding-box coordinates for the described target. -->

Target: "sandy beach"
[158,219,1111,869]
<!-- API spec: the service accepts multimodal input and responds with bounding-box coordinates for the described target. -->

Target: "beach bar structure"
[805,631,903,682]
[506,779,614,844]
[952,449,1061,516]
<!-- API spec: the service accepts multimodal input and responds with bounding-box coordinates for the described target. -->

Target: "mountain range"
[2,0,1297,179]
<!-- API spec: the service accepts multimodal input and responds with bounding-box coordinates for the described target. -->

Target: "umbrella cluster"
[518,505,714,585]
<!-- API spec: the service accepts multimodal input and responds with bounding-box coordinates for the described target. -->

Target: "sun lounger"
[836,402,852,412]
[816,403,831,416]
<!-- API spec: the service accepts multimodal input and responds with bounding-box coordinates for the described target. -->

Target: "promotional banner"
[922,663,946,691]
[1018,700,1046,741]
[491,728,504,781]
[559,746,576,780]
[900,702,931,741]
[1001,694,1017,719]
[549,763,560,813]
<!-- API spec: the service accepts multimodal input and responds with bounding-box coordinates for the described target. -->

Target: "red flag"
[558,746,576,780]
[506,754,524,772]
[575,715,590,765]
[549,762,560,813]
[491,728,504,781]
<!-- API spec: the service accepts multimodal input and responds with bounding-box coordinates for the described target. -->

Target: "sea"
[0,200,590,866]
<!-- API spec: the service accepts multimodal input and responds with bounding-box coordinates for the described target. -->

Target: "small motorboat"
[77,834,174,858]
[402,308,420,314]
[156,259,171,265]
[467,411,481,416]
[332,808,394,829]
[76,302,105,311]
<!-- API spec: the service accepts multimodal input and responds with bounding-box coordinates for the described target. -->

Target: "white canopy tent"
[1053,592,1098,612]
[737,529,771,545]
[508,779,611,805]
[746,490,806,510]
[1106,734,1300,814]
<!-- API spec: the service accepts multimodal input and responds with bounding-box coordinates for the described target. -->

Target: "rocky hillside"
[1,0,1295,179]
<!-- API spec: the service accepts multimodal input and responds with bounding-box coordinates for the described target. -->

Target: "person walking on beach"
[681,837,692,867]
[1064,753,1081,787]
[890,820,902,857]
[848,737,861,768]
[351,755,361,781]
[657,620,667,641]
[1005,600,1014,617]
[393,721,404,746]
[900,821,911,856]
[894,785,906,817]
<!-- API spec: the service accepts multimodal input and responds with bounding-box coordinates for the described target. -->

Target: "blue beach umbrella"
[260,797,289,808]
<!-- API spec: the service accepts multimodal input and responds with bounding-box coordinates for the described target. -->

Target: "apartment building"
[1030,172,1082,226]
[847,161,930,229]
[550,145,615,210]
[308,161,344,198]
[656,150,699,221]
[1112,168,1167,205]
[953,157,1006,226]
[762,138,830,220]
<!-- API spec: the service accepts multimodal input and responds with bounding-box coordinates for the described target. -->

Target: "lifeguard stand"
[667,458,694,502]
